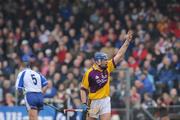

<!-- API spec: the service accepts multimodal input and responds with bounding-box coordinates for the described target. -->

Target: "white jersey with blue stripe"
[15,68,47,93]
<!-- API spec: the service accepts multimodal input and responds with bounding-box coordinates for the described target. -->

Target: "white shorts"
[89,97,111,118]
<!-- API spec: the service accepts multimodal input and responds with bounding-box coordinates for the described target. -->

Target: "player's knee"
[29,114,38,120]
[29,109,38,120]
[87,117,96,120]
[100,113,111,120]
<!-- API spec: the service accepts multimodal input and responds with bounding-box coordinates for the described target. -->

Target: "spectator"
[169,88,179,105]
[64,72,78,89]
[142,93,157,109]
[3,93,15,106]
[132,43,148,63]
[137,72,154,96]
[44,80,57,98]
[157,56,176,92]
[130,86,141,108]
[60,64,68,83]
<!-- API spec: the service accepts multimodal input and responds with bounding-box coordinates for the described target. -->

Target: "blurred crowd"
[0,0,179,119]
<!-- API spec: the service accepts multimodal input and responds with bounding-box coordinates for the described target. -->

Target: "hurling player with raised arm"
[80,31,133,120]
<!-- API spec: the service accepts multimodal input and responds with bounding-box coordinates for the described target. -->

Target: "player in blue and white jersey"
[15,55,48,120]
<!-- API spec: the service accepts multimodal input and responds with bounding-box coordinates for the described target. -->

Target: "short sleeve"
[81,71,90,89]
[107,58,116,73]
[40,75,48,87]
[15,71,26,90]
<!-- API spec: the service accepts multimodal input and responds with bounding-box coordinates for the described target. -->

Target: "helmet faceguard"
[94,52,108,70]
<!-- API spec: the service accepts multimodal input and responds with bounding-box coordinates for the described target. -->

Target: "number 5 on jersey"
[31,74,37,85]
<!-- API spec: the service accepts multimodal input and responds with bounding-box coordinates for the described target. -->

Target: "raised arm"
[114,31,133,65]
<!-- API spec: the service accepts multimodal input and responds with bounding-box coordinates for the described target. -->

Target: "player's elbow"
[80,86,88,92]
[42,86,48,94]
[17,88,23,95]
[114,54,124,64]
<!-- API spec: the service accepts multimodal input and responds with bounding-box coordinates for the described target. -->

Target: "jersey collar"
[92,64,103,72]
[23,68,31,70]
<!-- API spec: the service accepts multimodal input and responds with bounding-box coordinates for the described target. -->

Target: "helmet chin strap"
[96,60,107,70]
[98,65,107,76]
[98,64,107,70]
